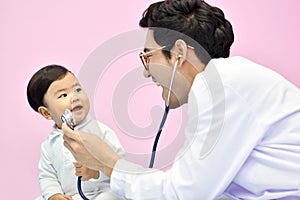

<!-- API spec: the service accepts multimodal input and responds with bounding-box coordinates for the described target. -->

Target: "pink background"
[1,0,299,199]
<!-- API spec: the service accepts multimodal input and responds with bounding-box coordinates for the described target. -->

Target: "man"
[63,0,300,199]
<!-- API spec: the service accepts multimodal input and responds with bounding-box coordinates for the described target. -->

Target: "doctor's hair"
[27,64,73,112]
[139,0,234,64]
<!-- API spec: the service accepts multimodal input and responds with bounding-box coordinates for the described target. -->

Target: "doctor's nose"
[144,69,151,78]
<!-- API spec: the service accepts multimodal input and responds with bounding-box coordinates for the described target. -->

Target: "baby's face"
[43,72,90,128]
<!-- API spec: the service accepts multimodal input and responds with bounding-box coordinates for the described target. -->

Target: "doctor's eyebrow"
[143,48,150,53]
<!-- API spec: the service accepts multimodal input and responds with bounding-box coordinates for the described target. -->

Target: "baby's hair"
[27,64,72,112]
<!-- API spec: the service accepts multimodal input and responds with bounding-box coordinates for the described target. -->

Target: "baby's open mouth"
[71,105,83,112]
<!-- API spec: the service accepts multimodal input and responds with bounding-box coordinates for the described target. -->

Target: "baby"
[27,64,125,200]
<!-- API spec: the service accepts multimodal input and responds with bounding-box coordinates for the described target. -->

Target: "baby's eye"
[58,93,67,98]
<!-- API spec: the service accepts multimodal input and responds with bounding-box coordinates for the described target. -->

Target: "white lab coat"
[38,115,125,200]
[110,56,300,200]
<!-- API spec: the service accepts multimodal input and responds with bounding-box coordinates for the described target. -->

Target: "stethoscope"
[61,55,181,199]
[149,54,181,168]
[61,109,89,200]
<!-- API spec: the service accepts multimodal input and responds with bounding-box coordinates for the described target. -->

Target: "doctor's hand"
[62,123,121,177]
[73,162,99,181]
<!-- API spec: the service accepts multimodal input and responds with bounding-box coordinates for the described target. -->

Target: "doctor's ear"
[38,106,52,120]
[174,39,188,60]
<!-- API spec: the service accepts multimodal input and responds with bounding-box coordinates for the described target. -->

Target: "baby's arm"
[48,194,73,200]
[39,142,65,199]
[73,161,99,181]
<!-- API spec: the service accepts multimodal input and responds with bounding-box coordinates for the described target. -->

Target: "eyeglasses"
[139,45,195,71]
[139,46,166,71]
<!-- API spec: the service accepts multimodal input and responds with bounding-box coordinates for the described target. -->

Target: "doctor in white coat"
[63,0,300,199]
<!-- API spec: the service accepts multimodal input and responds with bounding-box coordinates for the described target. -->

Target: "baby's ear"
[38,106,52,120]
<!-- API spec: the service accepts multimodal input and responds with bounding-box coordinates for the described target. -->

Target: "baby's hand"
[73,161,100,181]
[48,193,73,200]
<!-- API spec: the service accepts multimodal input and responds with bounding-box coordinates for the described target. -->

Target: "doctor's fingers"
[62,137,81,158]
[63,137,86,159]
[62,124,84,151]
[62,123,79,138]
[75,170,82,176]
[63,140,76,155]
[73,161,82,167]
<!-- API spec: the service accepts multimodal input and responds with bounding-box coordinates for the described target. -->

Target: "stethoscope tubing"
[149,56,180,168]
[75,56,180,199]
[62,112,89,200]
[77,176,89,200]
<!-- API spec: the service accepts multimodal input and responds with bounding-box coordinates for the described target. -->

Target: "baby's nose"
[71,93,79,102]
